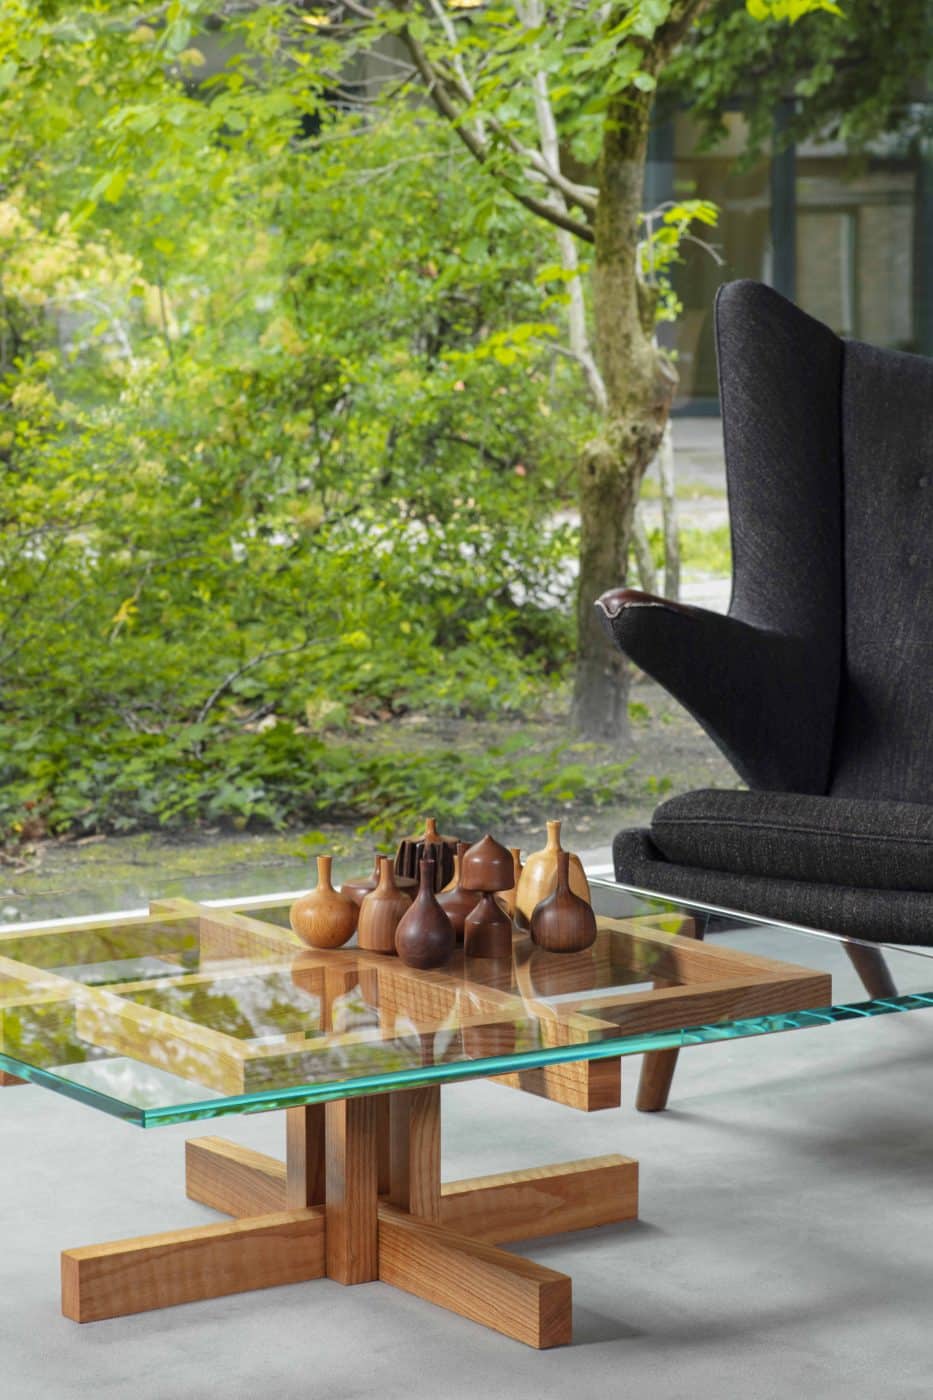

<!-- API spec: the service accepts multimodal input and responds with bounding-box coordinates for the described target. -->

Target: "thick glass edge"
[5,992,932,1128]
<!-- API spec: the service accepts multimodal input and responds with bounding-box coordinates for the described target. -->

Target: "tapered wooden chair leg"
[844,942,898,1000]
[636,914,702,1112]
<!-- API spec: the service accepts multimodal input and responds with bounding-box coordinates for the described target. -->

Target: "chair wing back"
[715,280,844,793]
[829,341,933,803]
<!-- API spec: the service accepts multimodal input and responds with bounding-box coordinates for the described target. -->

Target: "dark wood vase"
[289,856,358,950]
[342,853,414,907]
[394,856,455,969]
[459,834,515,893]
[394,817,457,891]
[530,850,597,954]
[437,841,480,942]
[357,857,412,955]
[463,891,513,959]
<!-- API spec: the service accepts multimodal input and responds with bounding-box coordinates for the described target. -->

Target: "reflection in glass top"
[0,883,931,1126]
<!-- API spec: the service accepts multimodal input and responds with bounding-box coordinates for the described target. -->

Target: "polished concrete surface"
[3,1006,932,1400]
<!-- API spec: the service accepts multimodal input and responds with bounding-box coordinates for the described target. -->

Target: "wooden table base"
[61,1088,638,1347]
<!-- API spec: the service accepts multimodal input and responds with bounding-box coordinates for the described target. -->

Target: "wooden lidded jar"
[395,856,455,970]
[289,856,357,949]
[530,849,597,954]
[460,834,514,960]
[357,857,412,955]
[515,820,590,923]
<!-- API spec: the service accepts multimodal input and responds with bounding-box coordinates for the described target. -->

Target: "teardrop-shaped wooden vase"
[530,850,597,954]
[342,853,415,907]
[394,856,456,969]
[290,856,358,949]
[358,857,412,955]
[515,820,590,922]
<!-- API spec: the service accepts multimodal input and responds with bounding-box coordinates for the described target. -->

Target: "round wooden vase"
[394,856,455,970]
[437,842,480,942]
[459,834,514,894]
[515,820,590,923]
[357,857,412,955]
[342,853,415,907]
[289,856,357,950]
[530,850,597,954]
[394,817,457,891]
[464,891,513,960]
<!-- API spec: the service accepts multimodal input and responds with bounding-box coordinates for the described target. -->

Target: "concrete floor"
[3,1008,932,1400]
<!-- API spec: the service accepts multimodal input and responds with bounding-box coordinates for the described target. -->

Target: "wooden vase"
[464,891,513,960]
[437,842,480,942]
[394,816,457,891]
[357,857,412,955]
[342,853,415,907]
[515,820,590,922]
[394,856,455,970]
[289,856,357,950]
[459,834,515,893]
[530,850,597,954]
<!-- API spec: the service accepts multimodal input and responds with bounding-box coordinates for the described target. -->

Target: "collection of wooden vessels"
[289,817,595,969]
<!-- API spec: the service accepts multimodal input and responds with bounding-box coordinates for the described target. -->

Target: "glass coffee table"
[1,878,931,1347]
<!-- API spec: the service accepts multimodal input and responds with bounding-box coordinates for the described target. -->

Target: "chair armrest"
[595,588,837,794]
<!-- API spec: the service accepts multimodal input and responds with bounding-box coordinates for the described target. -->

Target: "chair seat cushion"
[612,827,933,944]
[650,789,933,893]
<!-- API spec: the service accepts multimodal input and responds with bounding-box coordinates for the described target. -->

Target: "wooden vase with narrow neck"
[342,853,414,907]
[394,857,455,970]
[515,820,590,923]
[357,857,411,955]
[463,891,512,960]
[289,855,357,949]
[530,849,597,953]
[437,841,480,942]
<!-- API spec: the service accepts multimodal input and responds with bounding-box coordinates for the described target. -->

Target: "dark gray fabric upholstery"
[830,340,933,803]
[598,281,933,945]
[651,789,933,893]
[613,828,933,946]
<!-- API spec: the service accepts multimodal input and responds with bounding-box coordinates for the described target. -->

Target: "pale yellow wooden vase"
[514,820,590,923]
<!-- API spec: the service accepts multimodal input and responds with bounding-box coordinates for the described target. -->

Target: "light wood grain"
[378,1204,572,1348]
[439,1154,638,1243]
[185,1137,287,1217]
[0,1070,25,1086]
[492,1055,621,1111]
[388,1086,441,1221]
[61,1209,325,1322]
[286,1103,325,1207]
[325,1096,379,1284]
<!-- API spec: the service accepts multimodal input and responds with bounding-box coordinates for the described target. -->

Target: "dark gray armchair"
[597,280,933,1103]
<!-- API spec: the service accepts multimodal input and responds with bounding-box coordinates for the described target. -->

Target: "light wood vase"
[530,850,597,954]
[289,856,357,949]
[515,820,590,923]
[357,857,412,955]
[499,847,524,916]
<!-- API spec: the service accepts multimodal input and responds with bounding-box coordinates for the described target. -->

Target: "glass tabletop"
[1,880,931,1126]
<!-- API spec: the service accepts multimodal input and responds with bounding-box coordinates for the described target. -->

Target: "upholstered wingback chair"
[598,280,933,947]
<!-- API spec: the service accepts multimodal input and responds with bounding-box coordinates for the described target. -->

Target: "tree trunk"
[572,92,676,743]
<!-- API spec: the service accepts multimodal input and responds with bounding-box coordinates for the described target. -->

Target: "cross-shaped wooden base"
[61,1087,638,1347]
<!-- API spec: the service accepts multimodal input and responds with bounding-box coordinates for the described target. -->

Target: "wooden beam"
[388,1086,441,1221]
[325,1096,379,1285]
[378,1204,572,1348]
[286,1104,325,1207]
[439,1154,638,1244]
[185,1137,287,1217]
[61,1209,325,1322]
[492,1055,621,1112]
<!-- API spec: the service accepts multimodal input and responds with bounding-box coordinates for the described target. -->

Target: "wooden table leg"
[388,1086,441,1221]
[325,1096,379,1285]
[637,915,702,1112]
